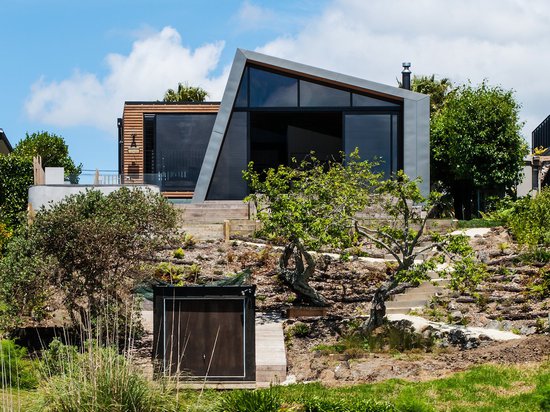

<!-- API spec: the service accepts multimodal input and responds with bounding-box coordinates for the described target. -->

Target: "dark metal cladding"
[533,115,550,152]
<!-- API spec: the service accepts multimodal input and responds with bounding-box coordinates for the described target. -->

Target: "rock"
[520,325,537,335]
[281,375,297,386]
[478,334,492,341]
[477,251,489,263]
[334,361,350,379]
[446,328,480,350]
[501,320,514,331]
[485,320,502,330]
[319,369,335,381]
[451,311,463,322]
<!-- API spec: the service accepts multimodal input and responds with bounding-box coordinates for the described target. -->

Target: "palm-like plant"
[163,83,208,102]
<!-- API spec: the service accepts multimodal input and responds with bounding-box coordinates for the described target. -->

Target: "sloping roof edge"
[239,49,427,101]
[0,128,13,154]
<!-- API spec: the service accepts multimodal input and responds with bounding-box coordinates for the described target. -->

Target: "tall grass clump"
[34,342,178,412]
[0,339,38,390]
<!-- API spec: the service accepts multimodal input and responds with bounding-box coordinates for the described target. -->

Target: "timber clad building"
[118,49,430,202]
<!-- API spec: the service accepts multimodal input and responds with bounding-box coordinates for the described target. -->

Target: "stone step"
[175,201,250,223]
[386,298,428,308]
[180,223,223,240]
[386,307,418,315]
[255,322,287,386]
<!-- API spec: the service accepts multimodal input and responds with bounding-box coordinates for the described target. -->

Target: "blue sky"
[2,0,549,176]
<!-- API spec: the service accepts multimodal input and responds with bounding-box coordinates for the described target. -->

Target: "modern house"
[0,129,13,155]
[118,49,430,202]
[517,115,550,197]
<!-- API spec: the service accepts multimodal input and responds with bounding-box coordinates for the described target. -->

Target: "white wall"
[28,185,161,210]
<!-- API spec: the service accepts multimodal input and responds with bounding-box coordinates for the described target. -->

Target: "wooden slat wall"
[121,103,220,177]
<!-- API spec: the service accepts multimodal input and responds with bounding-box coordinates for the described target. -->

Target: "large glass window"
[300,80,350,107]
[352,93,400,107]
[154,114,215,191]
[234,68,248,108]
[344,114,396,178]
[249,67,298,107]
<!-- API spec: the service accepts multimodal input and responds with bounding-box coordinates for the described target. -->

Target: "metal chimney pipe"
[402,62,411,90]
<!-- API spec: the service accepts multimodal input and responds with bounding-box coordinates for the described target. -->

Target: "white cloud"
[26,2,550,144]
[235,1,277,31]
[25,27,228,134]
[256,0,550,142]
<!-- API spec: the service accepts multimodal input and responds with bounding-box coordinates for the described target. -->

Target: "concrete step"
[175,201,250,223]
[180,223,223,240]
[386,307,419,315]
[255,322,287,387]
[386,298,428,308]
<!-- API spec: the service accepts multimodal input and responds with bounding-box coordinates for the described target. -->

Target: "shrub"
[288,322,310,338]
[173,247,185,259]
[447,257,488,295]
[34,345,177,412]
[505,189,550,247]
[39,338,79,378]
[0,339,39,389]
[300,396,395,411]
[215,387,281,412]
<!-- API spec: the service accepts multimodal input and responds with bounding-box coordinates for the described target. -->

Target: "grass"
[1,361,549,411]
[456,218,502,229]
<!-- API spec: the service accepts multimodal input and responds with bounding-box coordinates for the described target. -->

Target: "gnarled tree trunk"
[363,275,398,333]
[278,241,328,307]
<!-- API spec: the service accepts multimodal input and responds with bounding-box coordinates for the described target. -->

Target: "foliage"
[355,172,484,330]
[34,345,178,412]
[357,171,442,274]
[163,83,208,102]
[0,222,12,256]
[0,154,33,227]
[0,232,54,330]
[431,81,528,219]
[13,131,82,181]
[2,188,176,336]
[447,256,488,295]
[0,339,39,389]
[287,322,310,338]
[506,189,550,247]
[215,387,281,412]
[0,131,81,228]
[180,232,197,249]
[39,338,79,378]
[410,74,453,114]
[173,247,185,259]
[355,172,448,330]
[244,150,380,306]
[528,269,550,299]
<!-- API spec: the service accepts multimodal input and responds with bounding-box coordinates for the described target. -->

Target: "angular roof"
[0,128,13,155]
[193,49,429,202]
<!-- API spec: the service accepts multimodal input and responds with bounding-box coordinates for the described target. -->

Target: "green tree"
[431,81,528,219]
[0,231,54,330]
[0,131,81,228]
[355,172,479,331]
[244,152,380,306]
[163,83,208,102]
[411,75,453,114]
[0,188,177,334]
[0,155,33,227]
